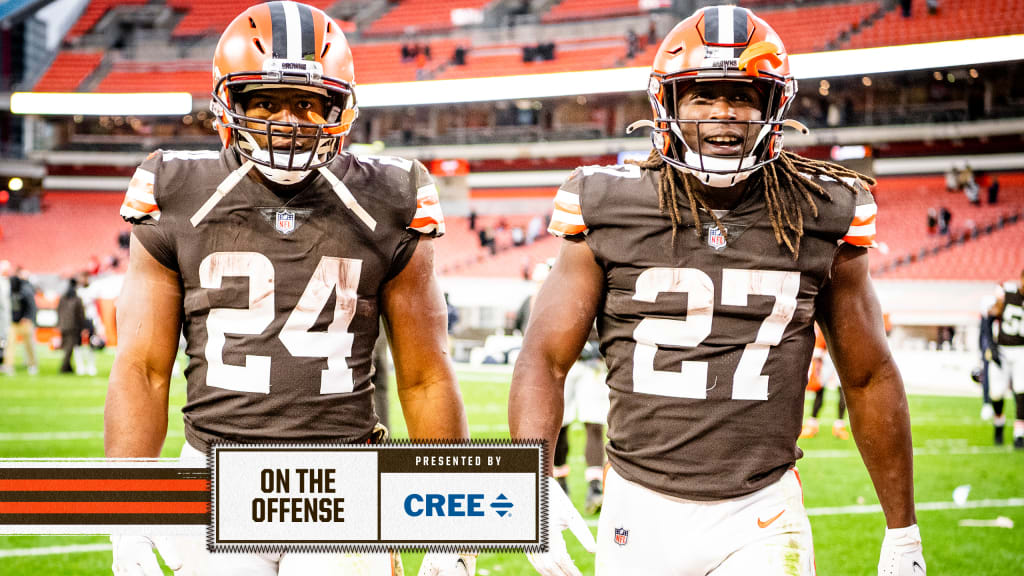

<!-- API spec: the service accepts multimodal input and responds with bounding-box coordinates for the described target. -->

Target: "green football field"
[1,349,1022,575]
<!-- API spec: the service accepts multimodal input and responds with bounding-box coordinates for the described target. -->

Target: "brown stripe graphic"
[0,467,210,526]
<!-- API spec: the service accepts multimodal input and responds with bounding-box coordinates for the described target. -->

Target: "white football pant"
[596,467,815,576]
[989,345,1024,400]
[562,359,610,426]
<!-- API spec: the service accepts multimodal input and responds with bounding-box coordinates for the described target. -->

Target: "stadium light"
[10,92,193,116]
[357,35,1024,108]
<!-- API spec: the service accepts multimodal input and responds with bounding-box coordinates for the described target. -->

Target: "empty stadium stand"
[878,216,1024,281]
[436,38,625,80]
[0,192,130,276]
[759,1,880,54]
[94,60,210,95]
[871,172,1024,276]
[365,0,496,37]
[165,0,339,37]
[33,51,104,92]
[66,0,148,41]
[542,0,647,24]
[844,0,1024,49]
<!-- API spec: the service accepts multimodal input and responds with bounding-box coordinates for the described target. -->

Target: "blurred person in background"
[3,266,38,376]
[976,296,997,421]
[0,261,11,365]
[57,277,88,375]
[75,272,102,376]
[800,324,849,440]
[986,268,1024,448]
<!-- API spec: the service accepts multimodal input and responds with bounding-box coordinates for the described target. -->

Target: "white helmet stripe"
[282,1,303,61]
[717,6,733,46]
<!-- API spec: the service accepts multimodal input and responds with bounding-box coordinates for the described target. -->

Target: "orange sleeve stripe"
[410,216,441,228]
[553,199,582,216]
[851,213,876,227]
[123,197,158,213]
[842,233,876,247]
[548,220,586,236]
[417,195,439,208]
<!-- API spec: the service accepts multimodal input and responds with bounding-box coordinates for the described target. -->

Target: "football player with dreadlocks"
[510,5,923,576]
[106,3,472,575]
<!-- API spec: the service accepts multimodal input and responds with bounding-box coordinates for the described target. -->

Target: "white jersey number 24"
[198,252,361,395]
[632,268,800,400]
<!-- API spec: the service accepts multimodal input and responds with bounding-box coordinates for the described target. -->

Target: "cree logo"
[490,494,514,517]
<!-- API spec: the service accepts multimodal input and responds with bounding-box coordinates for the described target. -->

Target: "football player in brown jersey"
[105,3,472,575]
[510,5,924,576]
[986,268,1024,448]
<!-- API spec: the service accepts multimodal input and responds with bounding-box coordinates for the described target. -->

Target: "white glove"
[417,552,477,576]
[110,534,183,576]
[878,524,926,576]
[526,476,596,576]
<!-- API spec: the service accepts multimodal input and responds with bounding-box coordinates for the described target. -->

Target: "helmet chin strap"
[238,131,315,186]
[234,132,376,231]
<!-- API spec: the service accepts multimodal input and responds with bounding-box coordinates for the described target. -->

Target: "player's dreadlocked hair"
[630,149,877,258]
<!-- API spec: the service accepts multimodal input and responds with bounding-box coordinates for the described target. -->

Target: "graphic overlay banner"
[0,460,208,535]
[211,444,542,552]
[0,443,543,552]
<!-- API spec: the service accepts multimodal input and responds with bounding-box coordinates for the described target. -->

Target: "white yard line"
[807,498,1024,516]
[802,445,1010,458]
[584,497,1024,526]
[0,543,112,558]
[0,431,185,442]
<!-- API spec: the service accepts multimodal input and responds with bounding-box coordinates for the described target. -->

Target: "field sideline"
[0,350,1022,575]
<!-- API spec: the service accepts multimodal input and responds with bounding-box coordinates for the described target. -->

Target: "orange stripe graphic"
[0,479,208,492]
[0,502,209,514]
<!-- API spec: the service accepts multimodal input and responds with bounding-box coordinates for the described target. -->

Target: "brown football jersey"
[997,283,1024,347]
[548,163,876,500]
[120,149,444,451]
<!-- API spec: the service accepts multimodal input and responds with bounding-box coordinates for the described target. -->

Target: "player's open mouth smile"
[702,133,746,156]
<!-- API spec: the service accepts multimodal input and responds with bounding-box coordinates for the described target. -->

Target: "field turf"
[0,350,1021,574]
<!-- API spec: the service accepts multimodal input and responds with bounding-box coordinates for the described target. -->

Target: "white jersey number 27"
[632,268,800,400]
[199,252,362,395]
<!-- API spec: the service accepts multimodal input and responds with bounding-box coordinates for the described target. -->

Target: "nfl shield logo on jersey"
[614,527,629,546]
[275,210,296,234]
[707,225,727,250]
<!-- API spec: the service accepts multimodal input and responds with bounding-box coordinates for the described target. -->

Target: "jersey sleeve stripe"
[853,202,877,220]
[841,201,877,247]
[548,219,587,237]
[548,188,586,236]
[554,189,580,206]
[409,184,445,236]
[120,168,160,221]
[554,198,582,216]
